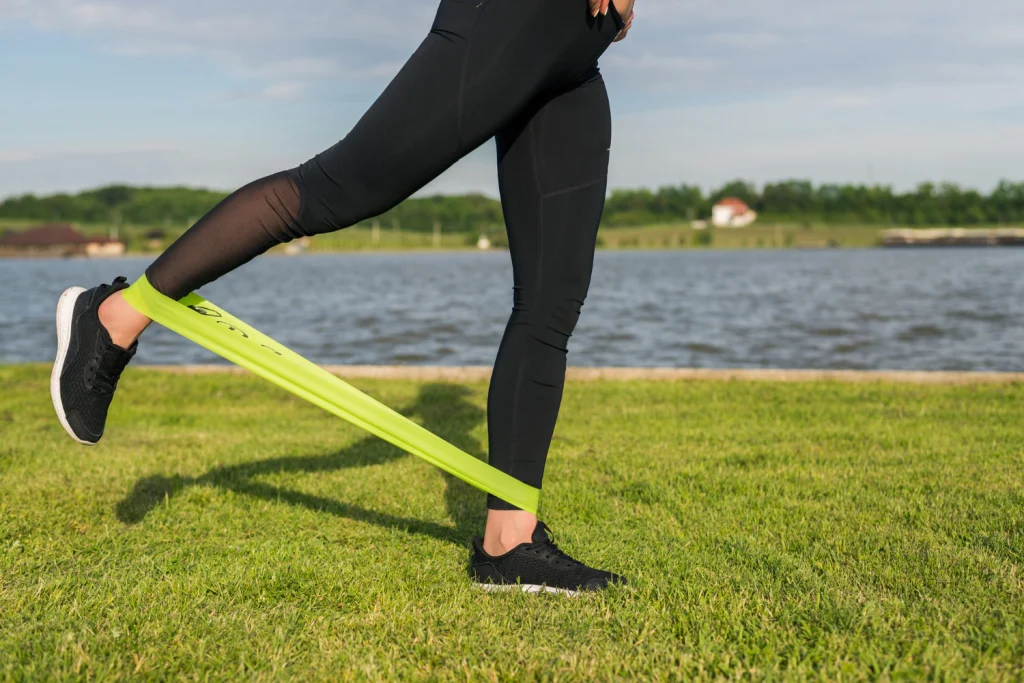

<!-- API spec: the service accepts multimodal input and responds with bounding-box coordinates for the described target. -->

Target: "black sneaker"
[470,522,626,595]
[51,277,137,445]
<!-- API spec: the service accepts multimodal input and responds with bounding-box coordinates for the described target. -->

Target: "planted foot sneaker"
[470,522,626,595]
[51,277,137,445]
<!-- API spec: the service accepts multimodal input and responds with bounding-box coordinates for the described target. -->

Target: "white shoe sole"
[51,286,94,446]
[474,583,579,596]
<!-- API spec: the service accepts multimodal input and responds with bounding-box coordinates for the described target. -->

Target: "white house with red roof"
[711,197,758,228]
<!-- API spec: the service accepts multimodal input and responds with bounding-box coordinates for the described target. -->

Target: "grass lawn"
[597,223,886,250]
[1,365,1023,680]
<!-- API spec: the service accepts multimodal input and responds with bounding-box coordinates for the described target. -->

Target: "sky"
[1,0,1023,199]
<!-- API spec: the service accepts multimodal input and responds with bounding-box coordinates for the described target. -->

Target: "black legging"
[146,0,624,510]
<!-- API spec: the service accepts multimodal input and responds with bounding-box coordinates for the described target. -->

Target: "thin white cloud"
[827,95,872,109]
[986,25,1024,45]
[0,141,181,164]
[263,58,340,78]
[218,81,307,101]
[604,53,722,72]
[66,2,166,31]
[101,41,198,56]
[261,82,305,101]
[706,32,784,48]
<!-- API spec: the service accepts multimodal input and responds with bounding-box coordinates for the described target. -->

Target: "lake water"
[3,249,1023,371]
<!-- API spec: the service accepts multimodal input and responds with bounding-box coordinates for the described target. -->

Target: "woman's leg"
[76,2,621,557]
[483,68,612,554]
[100,0,624,347]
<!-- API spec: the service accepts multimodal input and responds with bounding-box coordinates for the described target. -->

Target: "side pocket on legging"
[531,74,612,197]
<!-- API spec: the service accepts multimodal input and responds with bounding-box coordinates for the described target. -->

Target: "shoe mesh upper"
[58,278,136,443]
[470,522,625,591]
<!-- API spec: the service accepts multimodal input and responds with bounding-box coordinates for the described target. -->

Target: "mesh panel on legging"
[145,172,303,300]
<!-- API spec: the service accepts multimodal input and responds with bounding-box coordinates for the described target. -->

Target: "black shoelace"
[91,343,136,397]
[531,532,584,568]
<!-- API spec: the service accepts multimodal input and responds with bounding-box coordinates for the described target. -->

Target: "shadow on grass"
[116,382,488,547]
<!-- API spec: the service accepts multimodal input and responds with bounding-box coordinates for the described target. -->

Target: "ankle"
[98,292,151,349]
[482,510,538,556]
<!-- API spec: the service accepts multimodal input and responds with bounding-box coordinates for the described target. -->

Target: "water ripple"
[3,248,1024,371]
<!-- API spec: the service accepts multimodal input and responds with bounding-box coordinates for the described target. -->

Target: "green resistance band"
[122,275,541,514]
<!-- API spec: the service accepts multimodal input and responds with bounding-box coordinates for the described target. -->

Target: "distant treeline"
[604,180,1024,227]
[2,180,1024,231]
[0,185,504,234]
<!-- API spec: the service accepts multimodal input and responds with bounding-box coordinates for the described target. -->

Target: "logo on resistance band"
[188,303,284,356]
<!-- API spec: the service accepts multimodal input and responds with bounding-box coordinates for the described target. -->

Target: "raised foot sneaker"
[51,276,137,445]
[470,522,627,596]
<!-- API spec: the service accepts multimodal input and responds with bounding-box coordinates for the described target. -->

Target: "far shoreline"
[5,222,1024,259]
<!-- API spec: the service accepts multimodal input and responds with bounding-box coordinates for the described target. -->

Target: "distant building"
[711,197,758,228]
[0,223,125,258]
[144,229,167,250]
